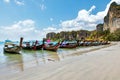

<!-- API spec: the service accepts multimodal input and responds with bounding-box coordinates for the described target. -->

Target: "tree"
[106,29,120,41]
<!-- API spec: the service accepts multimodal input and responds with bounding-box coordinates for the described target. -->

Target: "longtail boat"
[4,43,21,54]
[22,42,33,50]
[60,41,77,48]
[43,42,60,51]
[4,38,23,54]
[22,41,43,50]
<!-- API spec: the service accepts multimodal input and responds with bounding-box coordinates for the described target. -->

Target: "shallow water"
[0,42,107,75]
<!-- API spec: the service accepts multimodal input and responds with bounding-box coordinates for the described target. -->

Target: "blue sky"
[0,0,120,41]
[0,0,110,26]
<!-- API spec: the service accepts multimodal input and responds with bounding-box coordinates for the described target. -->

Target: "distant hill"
[46,30,91,41]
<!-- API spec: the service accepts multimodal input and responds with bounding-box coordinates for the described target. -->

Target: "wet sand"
[1,42,120,80]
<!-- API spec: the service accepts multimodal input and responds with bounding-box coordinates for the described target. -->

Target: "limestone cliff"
[104,2,120,33]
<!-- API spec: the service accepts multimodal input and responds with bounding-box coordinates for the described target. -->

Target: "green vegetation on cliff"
[106,29,120,41]
[46,30,91,41]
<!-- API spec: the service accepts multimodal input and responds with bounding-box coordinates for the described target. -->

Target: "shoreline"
[63,42,116,57]
[1,42,120,80]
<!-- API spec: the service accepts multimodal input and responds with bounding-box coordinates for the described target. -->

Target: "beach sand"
[1,42,120,80]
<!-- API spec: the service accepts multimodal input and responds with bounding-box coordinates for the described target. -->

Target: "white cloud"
[60,0,120,31]
[40,4,46,11]
[43,27,57,34]
[3,0,24,5]
[14,0,24,6]
[0,19,44,41]
[104,0,120,15]
[3,0,10,3]
[88,5,96,12]
[60,5,102,31]
[42,5,104,33]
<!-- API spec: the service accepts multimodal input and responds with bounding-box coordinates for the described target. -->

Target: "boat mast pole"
[20,37,23,48]
[42,38,45,50]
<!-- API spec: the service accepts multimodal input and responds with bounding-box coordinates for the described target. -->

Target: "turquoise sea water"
[0,42,77,75]
[0,42,105,76]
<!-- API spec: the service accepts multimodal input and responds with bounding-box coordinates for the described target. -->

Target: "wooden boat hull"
[44,48,57,51]
[22,47,32,50]
[4,46,21,54]
[60,43,77,48]
[43,44,59,51]
[22,45,43,50]
[44,46,58,51]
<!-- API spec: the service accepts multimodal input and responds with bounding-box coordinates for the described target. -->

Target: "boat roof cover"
[5,40,12,42]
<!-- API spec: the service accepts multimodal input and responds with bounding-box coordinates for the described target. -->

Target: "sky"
[0,0,120,41]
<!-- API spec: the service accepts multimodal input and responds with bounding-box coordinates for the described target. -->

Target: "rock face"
[46,32,56,39]
[46,30,91,40]
[96,24,103,32]
[104,2,120,33]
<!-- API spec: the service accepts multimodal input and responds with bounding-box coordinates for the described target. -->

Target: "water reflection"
[43,50,60,62]
[0,43,106,76]
[0,50,61,75]
[0,53,23,75]
[22,50,61,66]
